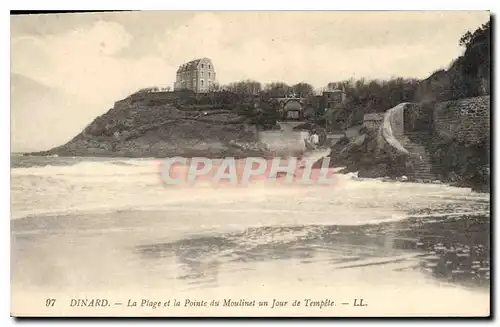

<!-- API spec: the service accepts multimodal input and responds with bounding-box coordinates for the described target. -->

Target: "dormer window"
[201,64,204,69]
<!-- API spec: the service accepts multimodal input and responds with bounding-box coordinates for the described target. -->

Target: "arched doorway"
[282,99,304,121]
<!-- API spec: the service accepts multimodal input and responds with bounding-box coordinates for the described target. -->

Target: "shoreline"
[15,153,490,194]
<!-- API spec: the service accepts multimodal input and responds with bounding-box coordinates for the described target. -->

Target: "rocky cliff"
[28,91,275,158]
[320,96,490,192]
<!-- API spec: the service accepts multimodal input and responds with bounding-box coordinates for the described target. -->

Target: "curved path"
[379,102,412,155]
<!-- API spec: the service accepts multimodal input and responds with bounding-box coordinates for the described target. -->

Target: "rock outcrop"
[318,96,490,192]
[27,91,274,158]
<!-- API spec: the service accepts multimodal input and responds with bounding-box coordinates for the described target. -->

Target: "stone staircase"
[399,133,438,182]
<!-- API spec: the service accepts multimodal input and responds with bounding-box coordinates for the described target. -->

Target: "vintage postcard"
[10,11,491,317]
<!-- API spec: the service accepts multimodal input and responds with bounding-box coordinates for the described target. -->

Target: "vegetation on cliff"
[213,19,490,132]
[416,20,490,103]
[414,18,490,192]
[321,20,490,191]
[30,91,278,158]
[319,20,490,129]
[428,136,490,192]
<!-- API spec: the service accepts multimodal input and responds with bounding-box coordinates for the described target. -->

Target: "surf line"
[160,157,338,186]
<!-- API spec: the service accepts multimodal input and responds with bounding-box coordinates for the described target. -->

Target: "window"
[201,80,204,87]
[201,71,204,77]
[201,64,204,69]
[208,72,211,78]
[208,65,211,69]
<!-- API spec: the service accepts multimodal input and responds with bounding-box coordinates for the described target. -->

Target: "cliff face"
[30,91,273,158]
[427,96,490,192]
[415,20,490,103]
[323,96,490,192]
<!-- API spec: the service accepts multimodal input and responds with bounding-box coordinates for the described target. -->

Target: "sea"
[10,154,491,317]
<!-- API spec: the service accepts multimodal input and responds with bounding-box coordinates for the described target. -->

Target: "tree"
[256,98,279,127]
[460,20,490,96]
[416,20,491,102]
[263,82,292,98]
[209,82,221,92]
[459,20,490,49]
[292,82,314,98]
[222,80,261,95]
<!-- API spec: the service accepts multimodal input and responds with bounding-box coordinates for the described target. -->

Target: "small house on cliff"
[363,113,385,130]
[273,97,308,121]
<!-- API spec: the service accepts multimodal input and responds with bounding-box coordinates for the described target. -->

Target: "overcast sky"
[11,11,489,152]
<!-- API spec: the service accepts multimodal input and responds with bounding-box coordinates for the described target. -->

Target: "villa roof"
[176,58,211,73]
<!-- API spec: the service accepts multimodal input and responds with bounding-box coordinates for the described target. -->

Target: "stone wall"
[428,96,490,191]
[433,96,490,145]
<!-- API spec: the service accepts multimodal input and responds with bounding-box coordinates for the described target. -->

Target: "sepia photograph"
[10,10,491,317]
